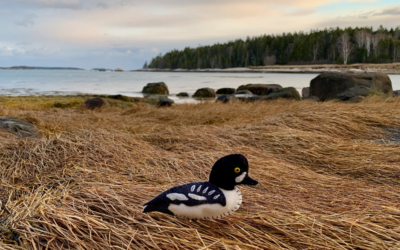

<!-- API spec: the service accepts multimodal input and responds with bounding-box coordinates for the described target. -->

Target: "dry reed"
[0,97,400,249]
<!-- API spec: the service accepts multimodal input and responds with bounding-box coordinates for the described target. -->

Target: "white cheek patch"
[235,172,247,183]
[167,193,189,201]
[188,193,207,201]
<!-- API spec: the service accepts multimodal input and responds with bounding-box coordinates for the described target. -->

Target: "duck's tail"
[142,199,174,215]
[142,202,155,213]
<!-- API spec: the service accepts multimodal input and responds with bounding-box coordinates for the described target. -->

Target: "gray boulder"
[216,88,236,95]
[0,117,37,138]
[193,88,216,98]
[177,92,189,97]
[263,87,301,101]
[393,90,400,97]
[81,97,110,110]
[236,84,282,95]
[142,82,169,95]
[310,71,393,101]
[158,97,174,107]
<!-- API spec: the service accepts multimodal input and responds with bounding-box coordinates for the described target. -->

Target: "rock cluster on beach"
[236,84,282,95]
[215,84,301,103]
[76,71,395,110]
[137,70,394,105]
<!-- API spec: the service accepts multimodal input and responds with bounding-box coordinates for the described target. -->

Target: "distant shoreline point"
[0,66,84,70]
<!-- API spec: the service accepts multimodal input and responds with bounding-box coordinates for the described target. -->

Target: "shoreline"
[135,63,400,75]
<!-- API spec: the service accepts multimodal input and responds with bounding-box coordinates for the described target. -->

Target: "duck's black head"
[209,154,258,190]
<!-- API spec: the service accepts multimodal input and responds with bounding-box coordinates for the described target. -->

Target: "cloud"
[14,14,37,27]
[1,0,400,69]
[336,10,376,19]
[357,10,375,19]
[10,0,130,10]
[335,5,400,20]
[14,0,81,10]
[373,7,400,16]
[7,0,341,11]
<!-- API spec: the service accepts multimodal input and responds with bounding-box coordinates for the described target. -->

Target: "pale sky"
[0,0,399,69]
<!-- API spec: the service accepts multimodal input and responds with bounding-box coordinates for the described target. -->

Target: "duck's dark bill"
[241,175,258,185]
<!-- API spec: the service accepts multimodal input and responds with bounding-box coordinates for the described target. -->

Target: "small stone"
[177,92,189,97]
[0,117,37,138]
[158,97,174,107]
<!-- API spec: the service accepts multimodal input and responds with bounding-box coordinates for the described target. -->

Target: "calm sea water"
[0,70,399,103]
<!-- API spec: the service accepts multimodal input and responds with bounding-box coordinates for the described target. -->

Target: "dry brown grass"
[1,97,400,249]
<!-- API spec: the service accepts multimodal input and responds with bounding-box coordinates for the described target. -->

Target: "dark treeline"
[145,26,400,69]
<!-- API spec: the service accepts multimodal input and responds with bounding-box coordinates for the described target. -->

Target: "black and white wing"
[142,182,225,215]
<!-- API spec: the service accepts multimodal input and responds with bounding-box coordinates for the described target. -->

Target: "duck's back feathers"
[142,182,226,215]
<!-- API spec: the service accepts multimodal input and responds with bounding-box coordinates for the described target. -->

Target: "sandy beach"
[138,63,400,74]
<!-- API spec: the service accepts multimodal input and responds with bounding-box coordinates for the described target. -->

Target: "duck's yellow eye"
[234,167,241,173]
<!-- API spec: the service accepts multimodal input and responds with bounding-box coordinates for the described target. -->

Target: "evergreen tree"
[147,26,397,69]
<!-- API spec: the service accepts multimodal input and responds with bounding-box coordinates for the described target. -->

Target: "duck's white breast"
[168,187,243,219]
